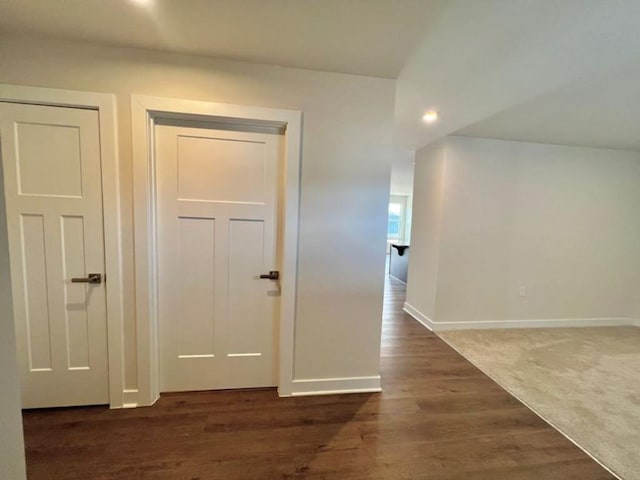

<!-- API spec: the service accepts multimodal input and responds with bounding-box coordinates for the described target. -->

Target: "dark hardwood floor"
[22,275,615,479]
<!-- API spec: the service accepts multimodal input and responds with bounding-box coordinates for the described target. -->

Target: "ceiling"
[0,0,441,79]
[456,62,640,151]
[393,0,640,150]
[3,0,640,152]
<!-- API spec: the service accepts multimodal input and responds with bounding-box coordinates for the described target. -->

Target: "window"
[387,195,412,248]
[387,203,403,241]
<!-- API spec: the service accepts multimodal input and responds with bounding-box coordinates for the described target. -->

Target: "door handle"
[259,270,279,280]
[71,273,103,284]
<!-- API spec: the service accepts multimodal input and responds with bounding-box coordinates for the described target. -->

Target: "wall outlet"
[519,286,527,297]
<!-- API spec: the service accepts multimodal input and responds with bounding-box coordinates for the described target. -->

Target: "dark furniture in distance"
[389,244,409,283]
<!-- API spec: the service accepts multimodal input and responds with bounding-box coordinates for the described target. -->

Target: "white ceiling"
[456,62,640,151]
[394,0,640,150]
[0,0,441,79]
[3,0,640,152]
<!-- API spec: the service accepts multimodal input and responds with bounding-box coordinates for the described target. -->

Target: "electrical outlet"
[519,286,527,297]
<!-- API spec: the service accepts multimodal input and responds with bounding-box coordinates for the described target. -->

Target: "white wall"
[407,136,640,327]
[390,148,415,196]
[0,33,394,392]
[0,161,27,479]
[405,142,446,319]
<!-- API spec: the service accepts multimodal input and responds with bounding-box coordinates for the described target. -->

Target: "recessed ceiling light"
[422,110,439,124]
[130,0,153,6]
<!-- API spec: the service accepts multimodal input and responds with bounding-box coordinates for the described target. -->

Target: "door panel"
[15,122,83,197]
[20,213,52,371]
[227,219,268,356]
[176,216,216,358]
[0,102,109,408]
[61,215,91,370]
[157,123,281,392]
[176,135,266,203]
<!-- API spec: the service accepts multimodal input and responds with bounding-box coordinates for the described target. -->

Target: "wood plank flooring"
[22,275,615,479]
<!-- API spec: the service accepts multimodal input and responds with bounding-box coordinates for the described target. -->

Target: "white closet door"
[0,102,109,408]
[156,122,282,392]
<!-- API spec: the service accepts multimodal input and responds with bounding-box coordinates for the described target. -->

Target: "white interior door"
[156,121,282,392]
[0,102,109,408]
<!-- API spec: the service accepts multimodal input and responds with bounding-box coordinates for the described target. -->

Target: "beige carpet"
[438,327,640,480]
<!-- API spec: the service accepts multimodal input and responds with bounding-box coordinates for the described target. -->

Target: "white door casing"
[132,96,301,403]
[0,102,109,408]
[156,122,282,392]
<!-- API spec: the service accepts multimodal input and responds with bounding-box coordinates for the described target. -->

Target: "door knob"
[259,270,279,280]
[71,273,102,284]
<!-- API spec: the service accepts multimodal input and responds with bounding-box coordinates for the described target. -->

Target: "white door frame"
[0,84,126,408]
[131,95,302,405]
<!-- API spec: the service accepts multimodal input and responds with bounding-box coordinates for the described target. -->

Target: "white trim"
[290,376,382,397]
[131,95,301,405]
[0,84,126,409]
[122,389,139,409]
[403,302,435,330]
[388,274,407,285]
[404,302,636,331]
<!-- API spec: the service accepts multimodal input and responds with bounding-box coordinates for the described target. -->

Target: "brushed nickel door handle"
[259,270,279,280]
[71,273,102,284]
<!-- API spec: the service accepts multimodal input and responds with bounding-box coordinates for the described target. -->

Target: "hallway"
[21,275,613,479]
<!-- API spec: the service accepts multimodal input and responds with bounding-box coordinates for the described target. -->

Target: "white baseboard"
[290,376,382,397]
[403,302,636,331]
[403,303,435,330]
[117,379,382,406]
[121,389,139,408]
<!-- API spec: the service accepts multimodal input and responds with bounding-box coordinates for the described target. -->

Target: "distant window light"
[387,203,403,240]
